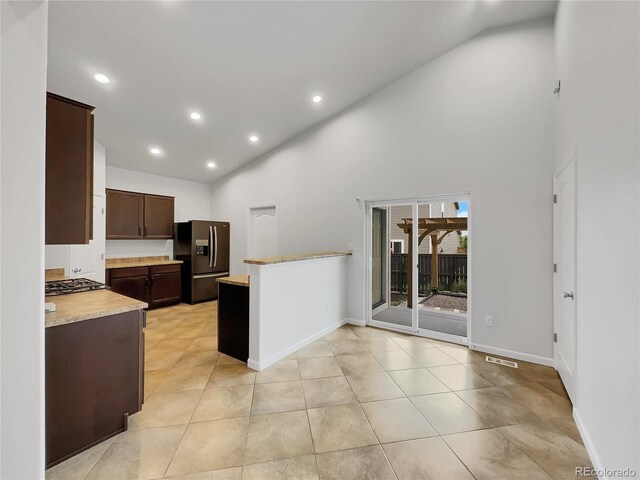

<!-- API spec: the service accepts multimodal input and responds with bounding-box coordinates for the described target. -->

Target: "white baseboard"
[468,342,554,367]
[344,317,366,327]
[247,318,349,371]
[573,408,607,479]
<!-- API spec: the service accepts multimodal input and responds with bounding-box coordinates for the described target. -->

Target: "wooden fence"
[390,253,467,294]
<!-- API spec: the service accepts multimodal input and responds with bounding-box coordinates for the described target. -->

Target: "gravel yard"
[420,293,467,313]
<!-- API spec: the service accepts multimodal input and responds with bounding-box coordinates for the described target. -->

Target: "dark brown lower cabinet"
[106,264,181,309]
[46,309,144,468]
[217,282,249,362]
[109,274,150,303]
[150,265,182,309]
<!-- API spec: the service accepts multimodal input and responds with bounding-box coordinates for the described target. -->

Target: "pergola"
[397,217,468,308]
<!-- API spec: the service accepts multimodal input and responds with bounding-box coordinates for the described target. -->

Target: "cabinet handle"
[144,226,148,237]
[138,226,142,236]
[145,277,149,289]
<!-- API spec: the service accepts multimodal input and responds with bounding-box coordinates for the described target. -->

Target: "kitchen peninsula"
[240,252,352,370]
[45,270,147,468]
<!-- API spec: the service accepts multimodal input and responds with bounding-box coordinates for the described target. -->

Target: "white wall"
[211,18,556,362]
[248,256,349,370]
[555,1,639,475]
[0,1,48,478]
[105,166,212,258]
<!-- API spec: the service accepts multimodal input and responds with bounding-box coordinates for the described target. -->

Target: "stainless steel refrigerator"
[174,220,230,303]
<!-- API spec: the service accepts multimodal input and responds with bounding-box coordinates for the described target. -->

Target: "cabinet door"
[45,311,143,468]
[45,93,94,245]
[143,194,174,239]
[149,272,181,308]
[106,189,143,239]
[109,275,149,303]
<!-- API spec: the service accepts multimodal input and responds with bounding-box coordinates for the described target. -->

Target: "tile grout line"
[238,365,258,472]
[439,433,480,480]
[159,309,209,479]
[300,376,322,478]
[356,399,400,480]
[63,307,580,480]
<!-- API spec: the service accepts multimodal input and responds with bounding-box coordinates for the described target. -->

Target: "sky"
[457,201,468,218]
[458,201,468,237]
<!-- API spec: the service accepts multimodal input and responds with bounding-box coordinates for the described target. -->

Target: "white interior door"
[249,206,277,259]
[553,158,577,403]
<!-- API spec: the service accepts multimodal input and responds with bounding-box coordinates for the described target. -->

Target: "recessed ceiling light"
[94,73,110,85]
[207,161,216,169]
[312,95,322,104]
[249,135,259,143]
[190,111,201,120]
[149,146,163,156]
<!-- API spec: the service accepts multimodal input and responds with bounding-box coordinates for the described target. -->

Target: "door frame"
[371,206,390,317]
[363,193,471,344]
[553,154,578,402]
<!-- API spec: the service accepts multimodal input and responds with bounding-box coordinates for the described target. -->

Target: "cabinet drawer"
[150,264,181,275]
[109,266,149,279]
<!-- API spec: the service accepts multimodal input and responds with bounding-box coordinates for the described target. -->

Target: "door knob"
[563,292,574,299]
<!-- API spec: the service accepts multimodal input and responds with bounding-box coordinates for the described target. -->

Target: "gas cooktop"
[45,278,106,296]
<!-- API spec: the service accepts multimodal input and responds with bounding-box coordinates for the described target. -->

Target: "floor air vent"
[486,356,518,368]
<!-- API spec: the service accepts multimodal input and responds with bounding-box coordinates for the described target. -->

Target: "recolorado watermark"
[576,466,637,478]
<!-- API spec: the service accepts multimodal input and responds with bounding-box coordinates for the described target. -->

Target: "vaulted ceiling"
[47,1,557,183]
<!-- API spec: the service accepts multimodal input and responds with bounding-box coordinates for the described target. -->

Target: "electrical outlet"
[484,315,494,327]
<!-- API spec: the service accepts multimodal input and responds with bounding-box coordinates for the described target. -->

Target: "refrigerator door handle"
[193,272,229,279]
[209,225,214,268]
[213,225,218,268]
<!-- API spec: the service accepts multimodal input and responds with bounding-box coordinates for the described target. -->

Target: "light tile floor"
[47,301,592,480]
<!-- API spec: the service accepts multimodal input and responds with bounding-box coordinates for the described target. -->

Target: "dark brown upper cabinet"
[45,93,95,245]
[106,189,144,239]
[106,189,174,240]
[143,194,175,239]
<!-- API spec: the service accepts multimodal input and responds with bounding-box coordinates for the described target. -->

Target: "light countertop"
[216,274,249,287]
[45,289,147,328]
[106,256,183,270]
[244,251,352,266]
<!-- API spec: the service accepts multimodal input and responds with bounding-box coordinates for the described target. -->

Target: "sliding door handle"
[563,291,574,299]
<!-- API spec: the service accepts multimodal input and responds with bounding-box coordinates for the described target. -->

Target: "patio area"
[373,294,468,337]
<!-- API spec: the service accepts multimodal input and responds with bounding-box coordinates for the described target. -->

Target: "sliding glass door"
[371,208,387,311]
[368,196,469,341]
[369,203,417,332]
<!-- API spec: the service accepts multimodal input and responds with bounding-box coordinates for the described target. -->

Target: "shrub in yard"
[452,282,467,293]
